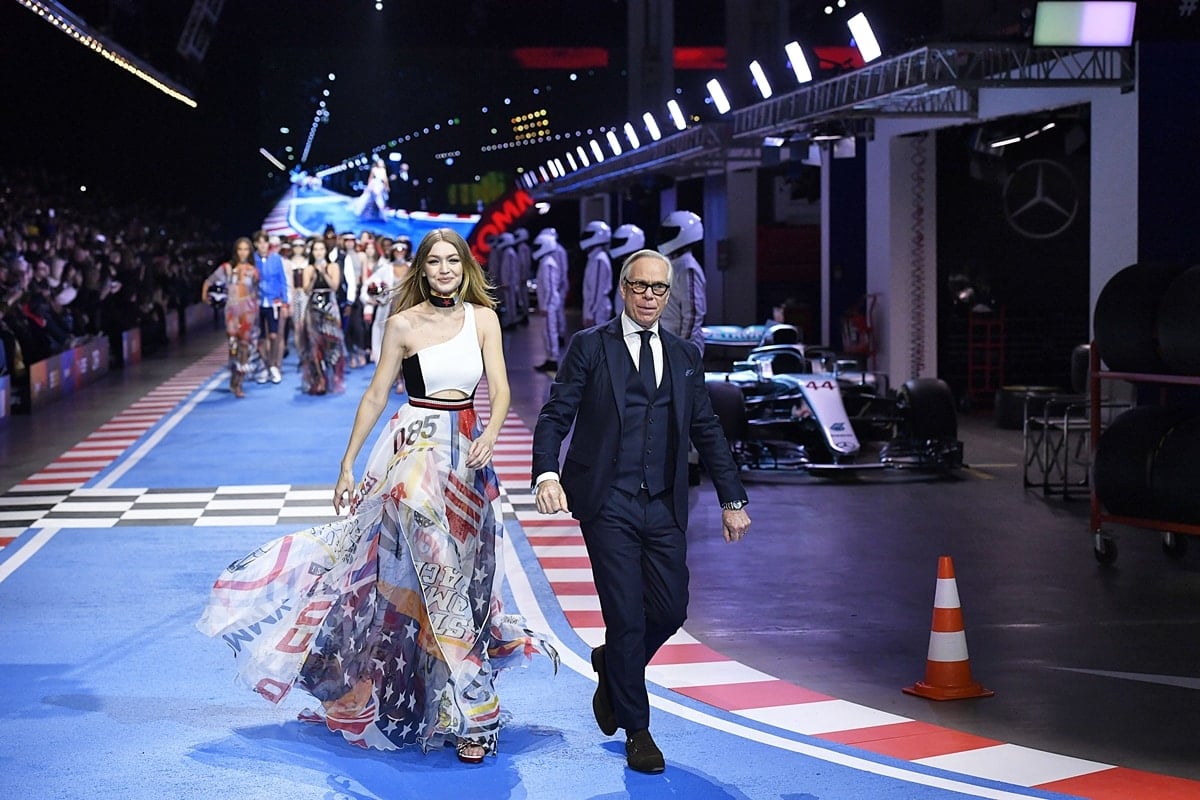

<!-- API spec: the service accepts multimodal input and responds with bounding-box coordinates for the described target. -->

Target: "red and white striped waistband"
[409,395,474,411]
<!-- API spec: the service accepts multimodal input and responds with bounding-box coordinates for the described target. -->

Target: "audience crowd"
[0,166,226,395]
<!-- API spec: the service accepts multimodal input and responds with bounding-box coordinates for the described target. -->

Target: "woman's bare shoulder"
[471,303,500,327]
[389,307,419,331]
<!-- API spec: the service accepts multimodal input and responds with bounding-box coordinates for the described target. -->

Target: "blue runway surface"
[0,355,1082,799]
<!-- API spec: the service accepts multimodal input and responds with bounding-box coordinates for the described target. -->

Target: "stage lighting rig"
[16,0,197,107]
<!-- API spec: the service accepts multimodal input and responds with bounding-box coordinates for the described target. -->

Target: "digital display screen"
[1033,2,1137,47]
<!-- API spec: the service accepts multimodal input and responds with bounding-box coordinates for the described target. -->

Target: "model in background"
[201,236,258,398]
[298,239,346,395]
[252,230,290,385]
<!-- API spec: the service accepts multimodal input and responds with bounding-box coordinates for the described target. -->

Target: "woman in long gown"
[286,237,310,358]
[200,237,259,398]
[299,239,346,395]
[198,228,557,763]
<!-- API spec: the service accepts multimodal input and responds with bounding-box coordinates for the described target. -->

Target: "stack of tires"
[1092,262,1200,524]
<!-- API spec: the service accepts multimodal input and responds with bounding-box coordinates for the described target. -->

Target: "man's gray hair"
[618,248,673,286]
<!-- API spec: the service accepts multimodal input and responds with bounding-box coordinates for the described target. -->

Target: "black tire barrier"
[1148,412,1200,524]
[899,378,958,440]
[993,385,1059,430]
[1157,265,1200,375]
[1093,262,1187,373]
[1093,406,1193,518]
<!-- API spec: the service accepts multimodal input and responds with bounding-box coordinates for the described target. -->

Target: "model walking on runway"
[199,228,557,765]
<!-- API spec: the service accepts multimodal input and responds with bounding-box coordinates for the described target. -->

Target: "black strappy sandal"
[455,739,487,764]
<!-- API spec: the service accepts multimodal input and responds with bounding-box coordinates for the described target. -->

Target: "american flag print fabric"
[198,399,558,752]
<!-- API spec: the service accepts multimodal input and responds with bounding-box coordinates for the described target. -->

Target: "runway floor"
[2,315,1199,800]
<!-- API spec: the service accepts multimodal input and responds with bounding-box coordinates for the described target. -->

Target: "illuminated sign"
[468,188,535,265]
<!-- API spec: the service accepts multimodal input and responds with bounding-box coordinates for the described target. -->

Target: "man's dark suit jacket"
[532,317,746,528]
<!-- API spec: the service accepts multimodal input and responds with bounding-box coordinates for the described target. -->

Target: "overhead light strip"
[17,0,198,108]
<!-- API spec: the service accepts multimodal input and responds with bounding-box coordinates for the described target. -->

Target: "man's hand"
[721,508,750,543]
[535,479,571,515]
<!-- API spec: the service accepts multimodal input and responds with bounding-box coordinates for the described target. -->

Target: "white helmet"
[538,227,559,241]
[494,232,515,249]
[610,224,645,259]
[513,227,530,244]
[579,220,611,250]
[656,210,703,256]
[532,232,558,261]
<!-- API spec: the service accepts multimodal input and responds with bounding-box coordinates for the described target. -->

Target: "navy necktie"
[637,329,656,394]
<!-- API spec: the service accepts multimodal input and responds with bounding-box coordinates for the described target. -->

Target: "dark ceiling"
[10,0,1165,229]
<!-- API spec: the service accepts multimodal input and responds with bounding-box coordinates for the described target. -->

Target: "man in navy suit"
[532,248,751,774]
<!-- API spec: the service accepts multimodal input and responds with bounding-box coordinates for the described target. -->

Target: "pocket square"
[685,368,696,376]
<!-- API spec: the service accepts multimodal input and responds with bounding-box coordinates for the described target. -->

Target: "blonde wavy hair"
[389,228,496,315]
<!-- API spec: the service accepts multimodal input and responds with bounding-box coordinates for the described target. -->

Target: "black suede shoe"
[625,729,665,774]
[534,360,558,372]
[590,645,618,736]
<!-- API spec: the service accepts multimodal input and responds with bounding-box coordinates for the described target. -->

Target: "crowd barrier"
[2,303,219,421]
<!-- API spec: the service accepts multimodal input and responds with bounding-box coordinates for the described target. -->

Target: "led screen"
[1033,2,1136,47]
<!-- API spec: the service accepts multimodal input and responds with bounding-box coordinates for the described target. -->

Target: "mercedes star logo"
[1002,158,1080,240]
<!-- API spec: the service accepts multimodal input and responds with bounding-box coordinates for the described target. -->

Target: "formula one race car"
[704,345,963,475]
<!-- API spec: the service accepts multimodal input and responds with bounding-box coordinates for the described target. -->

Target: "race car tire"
[1093,406,1189,518]
[1093,261,1186,373]
[1157,265,1200,375]
[706,378,748,443]
[1147,411,1200,524]
[897,378,958,441]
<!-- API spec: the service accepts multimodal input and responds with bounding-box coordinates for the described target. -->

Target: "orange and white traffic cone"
[903,555,994,701]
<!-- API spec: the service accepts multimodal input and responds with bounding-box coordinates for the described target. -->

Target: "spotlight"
[667,99,687,131]
[809,121,849,142]
[763,135,786,148]
[576,145,590,167]
[554,158,566,175]
[566,152,578,171]
[589,139,606,162]
[847,12,882,62]
[749,60,773,99]
[706,79,731,114]
[624,122,641,149]
[642,112,662,141]
[606,130,623,156]
[785,41,813,83]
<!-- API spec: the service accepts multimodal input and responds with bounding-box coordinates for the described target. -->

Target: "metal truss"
[531,42,1134,199]
[532,125,734,197]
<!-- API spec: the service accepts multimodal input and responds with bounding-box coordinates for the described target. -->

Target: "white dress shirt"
[535,314,663,488]
[621,313,662,388]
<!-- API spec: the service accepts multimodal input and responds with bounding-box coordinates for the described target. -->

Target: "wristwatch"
[720,499,748,511]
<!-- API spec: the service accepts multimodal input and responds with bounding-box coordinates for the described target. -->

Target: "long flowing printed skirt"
[196,396,558,751]
[224,294,259,369]
[300,293,346,394]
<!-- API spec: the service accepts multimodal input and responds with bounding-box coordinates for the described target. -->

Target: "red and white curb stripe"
[493,414,1200,799]
[1,347,229,537]
[4,358,1197,797]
